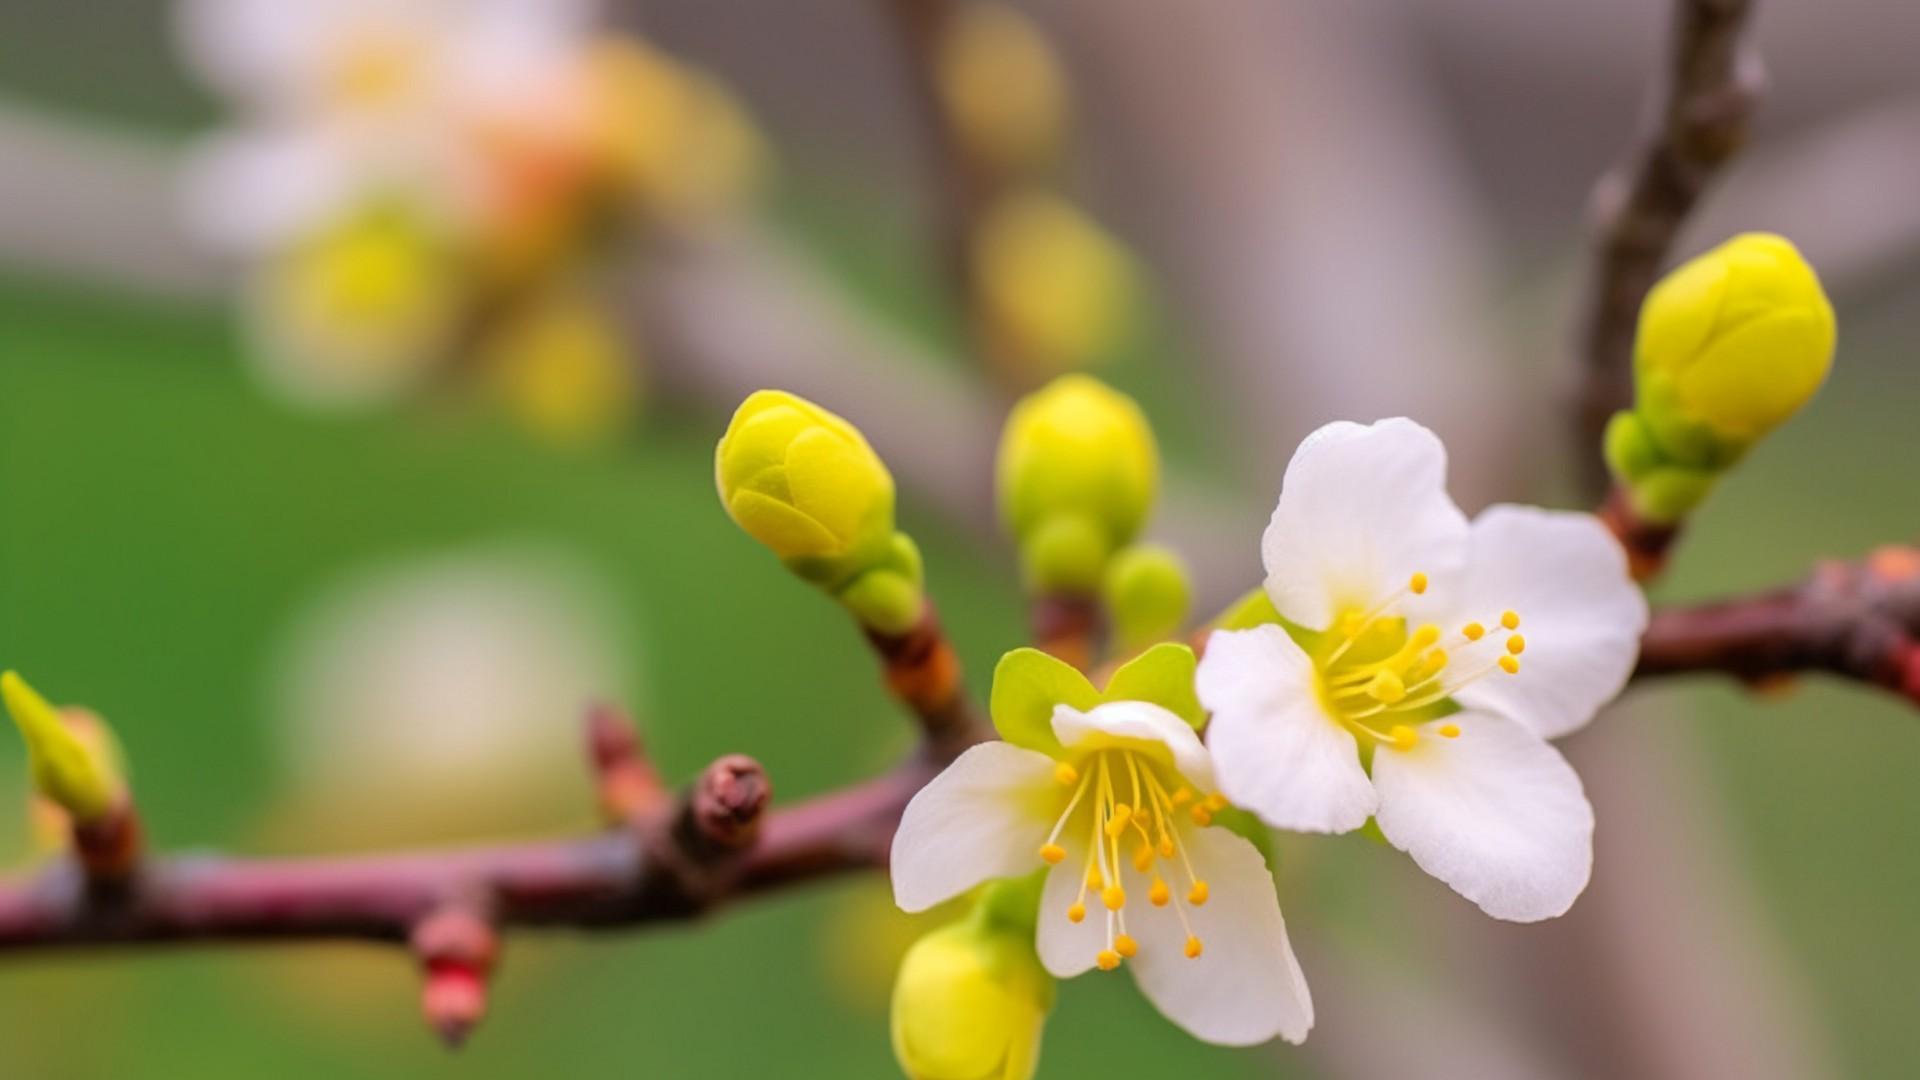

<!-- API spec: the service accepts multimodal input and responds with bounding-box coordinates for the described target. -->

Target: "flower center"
[1314,572,1526,752]
[1034,749,1211,970]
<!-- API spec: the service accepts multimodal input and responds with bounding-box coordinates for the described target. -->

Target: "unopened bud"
[1,672,122,825]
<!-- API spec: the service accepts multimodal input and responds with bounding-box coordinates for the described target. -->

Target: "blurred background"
[0,1,1916,1077]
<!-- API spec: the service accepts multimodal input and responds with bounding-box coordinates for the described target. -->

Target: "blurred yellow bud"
[936,3,1068,172]
[717,390,899,585]
[973,190,1136,375]
[2,673,121,825]
[483,290,637,447]
[251,203,457,408]
[1635,232,1836,446]
[998,375,1158,592]
[892,919,1052,1080]
[1104,544,1193,652]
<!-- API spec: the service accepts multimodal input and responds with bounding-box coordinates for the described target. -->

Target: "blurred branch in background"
[1637,546,1920,706]
[1573,0,1760,491]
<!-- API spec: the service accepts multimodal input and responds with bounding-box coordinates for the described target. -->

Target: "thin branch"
[1572,0,1763,493]
[1634,546,1920,706]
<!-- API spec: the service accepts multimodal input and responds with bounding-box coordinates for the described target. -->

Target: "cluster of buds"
[1604,232,1836,525]
[930,3,1139,379]
[715,391,925,636]
[178,0,766,442]
[998,376,1190,650]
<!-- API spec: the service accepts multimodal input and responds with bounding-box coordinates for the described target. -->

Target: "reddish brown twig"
[866,601,991,756]
[1032,592,1102,672]
[1600,485,1686,584]
[1572,0,1762,493]
[1635,546,1920,705]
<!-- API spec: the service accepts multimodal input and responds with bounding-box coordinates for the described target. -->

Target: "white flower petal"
[1127,825,1313,1046]
[1447,505,1648,738]
[1370,712,1594,922]
[1035,840,1105,979]
[890,742,1057,913]
[1051,701,1213,790]
[1261,418,1470,631]
[1196,626,1377,834]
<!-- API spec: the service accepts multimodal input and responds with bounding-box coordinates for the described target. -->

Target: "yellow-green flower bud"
[2,672,121,825]
[997,375,1158,593]
[1635,233,1835,447]
[1608,233,1837,524]
[892,911,1052,1080]
[717,391,926,629]
[1103,544,1193,652]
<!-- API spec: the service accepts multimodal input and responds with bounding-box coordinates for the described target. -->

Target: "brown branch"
[1635,546,1920,706]
[1572,0,1763,494]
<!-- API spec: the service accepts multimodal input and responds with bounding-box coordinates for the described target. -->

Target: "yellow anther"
[1132,844,1155,873]
[1410,624,1441,649]
[1387,724,1420,752]
[1409,572,1429,595]
[1204,792,1229,813]
[1086,866,1104,889]
[1365,669,1407,704]
[1105,804,1134,839]
[1039,843,1067,865]
[1439,723,1461,738]
[1188,804,1213,827]
[1419,649,1449,678]
[1506,634,1526,655]
[1054,762,1079,786]
[1067,901,1087,924]
[1501,610,1520,630]
[1149,877,1171,907]
[1184,936,1204,959]
[1498,655,1521,675]
[1170,787,1193,806]
[1096,949,1122,971]
[1102,885,1127,911]
[1157,838,1175,858]
[1114,934,1139,959]
[1462,622,1485,642]
[1187,880,1209,906]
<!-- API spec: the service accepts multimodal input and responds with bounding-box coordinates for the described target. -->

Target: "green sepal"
[834,531,927,635]
[1101,642,1204,730]
[1208,587,1282,633]
[989,648,1100,756]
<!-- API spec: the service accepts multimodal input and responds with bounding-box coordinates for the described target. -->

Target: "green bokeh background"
[3,7,1920,1078]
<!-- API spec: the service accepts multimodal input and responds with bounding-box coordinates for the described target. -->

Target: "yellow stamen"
[1409,572,1428,595]
[1507,634,1526,655]
[1410,624,1441,649]
[1157,838,1175,858]
[1054,762,1079,785]
[1498,655,1520,675]
[1096,949,1122,971]
[1184,936,1204,959]
[1105,804,1134,839]
[1188,880,1209,906]
[1439,723,1461,738]
[1149,877,1171,907]
[1462,622,1485,641]
[1115,934,1139,959]
[1067,902,1086,923]
[1188,804,1213,827]
[1039,843,1066,865]
[1501,610,1520,630]
[1102,885,1126,911]
[1365,669,1407,704]
[1203,793,1229,813]
[1170,787,1193,807]
[1387,724,1419,752]
[1132,843,1154,874]
[1086,866,1104,889]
